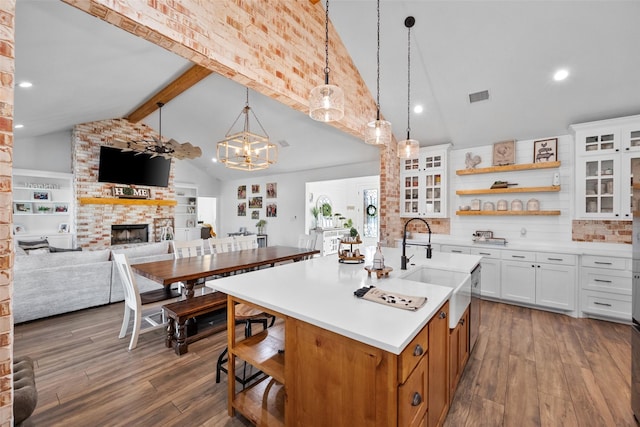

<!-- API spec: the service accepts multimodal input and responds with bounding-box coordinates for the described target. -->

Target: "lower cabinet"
[449,306,470,399]
[580,255,631,322]
[470,248,501,299]
[501,250,576,311]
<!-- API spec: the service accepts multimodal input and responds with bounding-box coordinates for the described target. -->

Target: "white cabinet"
[400,144,449,218]
[580,255,631,322]
[12,168,74,248]
[572,115,640,219]
[440,245,469,254]
[470,248,501,299]
[501,250,576,311]
[313,228,349,256]
[174,183,199,241]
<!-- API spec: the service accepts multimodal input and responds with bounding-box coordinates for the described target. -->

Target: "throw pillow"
[49,246,82,253]
[17,239,49,253]
[27,248,49,255]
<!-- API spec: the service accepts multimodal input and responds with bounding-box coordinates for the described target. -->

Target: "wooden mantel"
[78,197,177,206]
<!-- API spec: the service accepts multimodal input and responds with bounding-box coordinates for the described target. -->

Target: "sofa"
[13,241,174,324]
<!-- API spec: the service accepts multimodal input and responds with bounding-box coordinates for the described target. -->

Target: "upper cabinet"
[399,144,450,218]
[571,115,640,219]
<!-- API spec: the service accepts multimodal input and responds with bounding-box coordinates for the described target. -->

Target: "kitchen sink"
[400,267,471,329]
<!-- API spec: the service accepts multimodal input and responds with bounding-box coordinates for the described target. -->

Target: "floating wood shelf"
[232,323,285,384]
[456,185,561,195]
[456,210,561,216]
[456,161,561,175]
[78,197,177,206]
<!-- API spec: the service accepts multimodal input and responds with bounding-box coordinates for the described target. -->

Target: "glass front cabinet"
[572,115,640,219]
[399,144,449,218]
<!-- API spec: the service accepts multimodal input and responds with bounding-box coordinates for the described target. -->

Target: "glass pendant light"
[364,0,391,146]
[397,16,419,159]
[309,0,344,122]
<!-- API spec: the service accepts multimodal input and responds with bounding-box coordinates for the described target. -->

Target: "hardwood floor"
[14,299,635,426]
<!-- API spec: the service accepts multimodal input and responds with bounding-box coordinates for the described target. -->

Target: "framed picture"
[249,197,263,209]
[251,184,260,194]
[492,140,515,166]
[251,210,260,220]
[237,202,246,216]
[533,138,558,163]
[266,203,277,218]
[153,217,174,242]
[32,190,51,201]
[266,182,277,198]
[58,223,69,233]
[13,224,26,234]
[54,204,68,213]
[13,203,31,213]
[237,185,246,199]
[186,219,196,228]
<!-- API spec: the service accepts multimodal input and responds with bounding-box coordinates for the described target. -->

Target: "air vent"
[278,140,290,147]
[469,90,489,103]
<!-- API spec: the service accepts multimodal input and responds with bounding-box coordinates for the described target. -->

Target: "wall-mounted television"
[98,146,171,188]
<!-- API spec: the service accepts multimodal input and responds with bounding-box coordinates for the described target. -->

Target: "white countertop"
[207,247,481,355]
[400,234,632,259]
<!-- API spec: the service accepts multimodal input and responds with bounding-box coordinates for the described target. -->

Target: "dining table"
[130,245,320,300]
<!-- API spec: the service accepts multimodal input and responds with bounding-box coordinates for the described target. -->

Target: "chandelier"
[397,16,420,159]
[309,0,344,122]
[114,102,202,160]
[217,88,277,171]
[364,0,391,146]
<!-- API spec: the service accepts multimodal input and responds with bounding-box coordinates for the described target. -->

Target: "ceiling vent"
[278,140,290,147]
[469,90,490,104]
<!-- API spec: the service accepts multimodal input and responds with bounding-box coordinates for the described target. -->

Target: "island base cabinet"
[449,307,470,400]
[285,302,450,427]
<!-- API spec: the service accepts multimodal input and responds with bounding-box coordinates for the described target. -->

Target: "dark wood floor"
[14,299,635,426]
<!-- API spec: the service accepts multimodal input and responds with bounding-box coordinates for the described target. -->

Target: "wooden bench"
[163,291,227,355]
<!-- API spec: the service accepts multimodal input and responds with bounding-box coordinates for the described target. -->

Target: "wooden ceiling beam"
[309,0,321,4]
[125,64,213,122]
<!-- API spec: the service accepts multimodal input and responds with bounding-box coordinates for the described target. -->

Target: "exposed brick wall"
[72,119,176,249]
[572,220,632,244]
[0,1,13,423]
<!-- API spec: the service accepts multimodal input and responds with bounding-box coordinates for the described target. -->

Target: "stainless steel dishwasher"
[469,264,481,351]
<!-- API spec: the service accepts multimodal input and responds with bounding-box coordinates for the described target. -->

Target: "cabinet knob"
[439,311,447,319]
[411,392,422,406]
[413,344,424,357]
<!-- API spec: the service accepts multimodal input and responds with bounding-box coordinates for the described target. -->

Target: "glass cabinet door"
[576,128,620,155]
[424,173,442,215]
[581,157,619,218]
[401,173,420,216]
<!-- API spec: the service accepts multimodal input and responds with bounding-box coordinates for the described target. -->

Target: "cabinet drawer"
[398,325,428,384]
[582,267,631,294]
[536,252,577,266]
[581,290,631,321]
[398,354,428,427]
[581,255,628,270]
[501,250,535,262]
[470,247,501,259]
[441,245,470,254]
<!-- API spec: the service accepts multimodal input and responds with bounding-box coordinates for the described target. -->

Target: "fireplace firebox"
[111,224,149,245]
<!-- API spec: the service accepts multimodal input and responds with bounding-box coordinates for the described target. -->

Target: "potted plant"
[349,227,359,242]
[310,206,320,229]
[256,219,267,234]
[38,206,51,214]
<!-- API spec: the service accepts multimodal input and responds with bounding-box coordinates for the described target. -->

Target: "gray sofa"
[13,242,174,324]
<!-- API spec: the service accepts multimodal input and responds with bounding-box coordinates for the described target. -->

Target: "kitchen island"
[207,247,481,427]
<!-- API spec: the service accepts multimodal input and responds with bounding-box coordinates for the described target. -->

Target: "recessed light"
[14,124,23,129]
[553,69,569,81]
[211,157,218,163]
[18,82,32,88]
[413,105,424,114]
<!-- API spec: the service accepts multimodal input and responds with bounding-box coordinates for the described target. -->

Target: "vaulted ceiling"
[14,1,640,181]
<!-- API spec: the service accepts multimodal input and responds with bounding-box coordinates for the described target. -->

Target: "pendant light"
[364,0,392,146]
[217,88,278,171]
[397,16,419,159]
[309,0,344,122]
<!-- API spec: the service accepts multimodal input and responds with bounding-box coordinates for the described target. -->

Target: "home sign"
[112,185,150,199]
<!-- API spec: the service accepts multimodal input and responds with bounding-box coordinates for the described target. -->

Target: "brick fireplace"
[72,118,176,249]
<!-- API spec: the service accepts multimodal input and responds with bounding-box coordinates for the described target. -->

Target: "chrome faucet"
[401,218,432,270]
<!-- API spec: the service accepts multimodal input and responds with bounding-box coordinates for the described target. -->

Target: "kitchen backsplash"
[572,220,632,244]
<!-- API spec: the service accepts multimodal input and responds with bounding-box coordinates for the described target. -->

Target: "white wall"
[218,161,379,247]
[14,130,72,172]
[449,134,573,244]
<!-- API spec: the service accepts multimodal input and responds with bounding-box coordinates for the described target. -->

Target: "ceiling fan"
[112,102,202,160]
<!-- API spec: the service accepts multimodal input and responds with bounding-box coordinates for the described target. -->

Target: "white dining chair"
[234,235,258,251]
[171,239,207,295]
[207,237,236,254]
[113,253,166,351]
